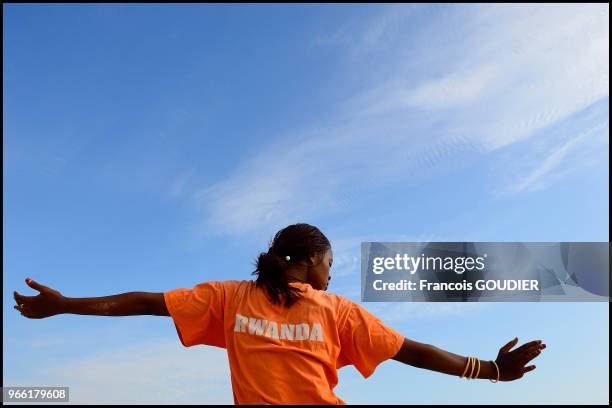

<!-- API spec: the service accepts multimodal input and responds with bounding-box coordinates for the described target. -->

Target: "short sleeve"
[163,281,227,348]
[337,301,405,378]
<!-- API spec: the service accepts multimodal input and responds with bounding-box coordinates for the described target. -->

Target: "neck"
[285,268,308,283]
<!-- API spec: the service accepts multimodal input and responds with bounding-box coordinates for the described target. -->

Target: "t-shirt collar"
[287,280,313,289]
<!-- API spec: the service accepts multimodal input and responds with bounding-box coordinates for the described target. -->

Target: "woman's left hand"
[495,337,546,381]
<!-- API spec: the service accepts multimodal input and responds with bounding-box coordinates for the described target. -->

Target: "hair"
[252,223,331,308]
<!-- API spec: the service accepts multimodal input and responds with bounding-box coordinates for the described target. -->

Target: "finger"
[500,337,519,353]
[524,348,543,363]
[15,305,28,317]
[517,343,541,358]
[515,340,541,354]
[527,342,546,352]
[25,278,48,293]
[22,305,42,319]
[14,291,36,304]
[14,303,28,313]
[523,365,536,374]
[15,301,35,313]
[20,306,38,319]
[22,311,34,318]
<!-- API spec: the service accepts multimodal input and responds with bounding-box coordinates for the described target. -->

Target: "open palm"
[496,337,546,381]
[13,278,67,319]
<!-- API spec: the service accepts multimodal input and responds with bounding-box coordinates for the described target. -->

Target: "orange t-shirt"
[163,280,405,405]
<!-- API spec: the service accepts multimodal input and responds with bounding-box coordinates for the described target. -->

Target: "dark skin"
[13,249,546,382]
[285,247,334,291]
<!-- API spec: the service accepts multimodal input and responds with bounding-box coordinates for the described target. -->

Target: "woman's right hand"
[13,278,67,319]
[496,337,547,381]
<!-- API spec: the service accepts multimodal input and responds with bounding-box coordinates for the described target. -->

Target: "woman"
[13,223,545,405]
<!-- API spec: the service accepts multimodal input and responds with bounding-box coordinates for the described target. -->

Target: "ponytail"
[253,250,302,307]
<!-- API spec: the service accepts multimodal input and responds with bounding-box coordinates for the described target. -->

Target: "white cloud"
[194,4,608,236]
[404,63,499,110]
[502,120,609,195]
[347,4,609,150]
[8,338,233,405]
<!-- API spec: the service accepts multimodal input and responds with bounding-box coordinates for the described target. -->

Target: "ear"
[309,254,317,265]
[312,252,326,266]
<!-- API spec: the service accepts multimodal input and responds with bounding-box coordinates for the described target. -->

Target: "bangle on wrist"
[468,357,476,379]
[461,356,486,381]
[490,360,500,383]
[474,358,481,379]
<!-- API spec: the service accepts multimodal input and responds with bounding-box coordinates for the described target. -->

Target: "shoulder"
[219,279,253,288]
[188,279,254,296]
[318,293,388,331]
[193,279,253,287]
[214,279,254,294]
[310,290,356,322]
[320,290,354,307]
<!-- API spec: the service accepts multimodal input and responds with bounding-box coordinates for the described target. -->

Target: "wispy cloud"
[7,338,233,405]
[344,4,608,150]
[502,120,609,195]
[194,4,608,236]
[168,167,196,199]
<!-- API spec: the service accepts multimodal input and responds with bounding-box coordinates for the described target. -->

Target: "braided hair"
[252,223,330,307]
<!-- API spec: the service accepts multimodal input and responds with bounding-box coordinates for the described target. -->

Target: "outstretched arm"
[13,278,170,318]
[392,337,545,381]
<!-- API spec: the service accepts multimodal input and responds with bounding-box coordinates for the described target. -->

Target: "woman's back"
[164,279,405,404]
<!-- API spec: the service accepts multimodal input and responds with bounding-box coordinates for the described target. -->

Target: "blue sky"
[3,4,609,404]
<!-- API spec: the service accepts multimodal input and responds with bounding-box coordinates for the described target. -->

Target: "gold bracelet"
[474,358,481,379]
[460,356,471,378]
[490,360,500,383]
[468,356,476,379]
